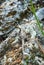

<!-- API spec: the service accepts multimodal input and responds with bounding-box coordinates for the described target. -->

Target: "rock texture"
[0,0,44,65]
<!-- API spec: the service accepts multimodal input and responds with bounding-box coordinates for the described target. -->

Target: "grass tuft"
[30,0,44,36]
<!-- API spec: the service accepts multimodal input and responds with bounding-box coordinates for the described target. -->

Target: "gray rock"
[31,8,44,21]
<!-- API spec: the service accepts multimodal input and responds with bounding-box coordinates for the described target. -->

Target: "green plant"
[30,0,44,36]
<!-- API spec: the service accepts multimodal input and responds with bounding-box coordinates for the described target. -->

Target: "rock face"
[0,0,44,65]
[0,19,44,65]
[0,0,44,38]
[0,0,6,4]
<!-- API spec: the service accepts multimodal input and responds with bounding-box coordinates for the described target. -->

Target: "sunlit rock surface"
[0,0,44,65]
